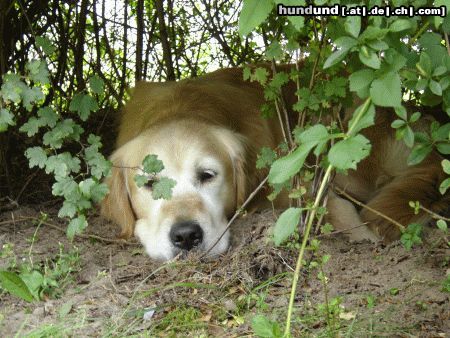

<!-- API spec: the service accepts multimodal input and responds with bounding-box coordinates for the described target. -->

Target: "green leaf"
[142,154,164,174]
[67,215,88,240]
[19,117,41,136]
[0,73,24,103]
[91,183,109,203]
[58,200,77,218]
[429,80,443,96]
[400,223,422,250]
[19,270,43,300]
[440,177,450,194]
[69,93,99,121]
[370,72,402,107]
[328,134,371,170]
[345,15,361,38]
[394,106,407,120]
[35,36,56,55]
[269,142,315,184]
[266,41,283,60]
[0,108,15,131]
[389,19,412,32]
[269,125,329,185]
[323,49,349,69]
[0,271,35,302]
[273,207,302,246]
[45,155,69,177]
[433,66,447,77]
[134,174,150,188]
[437,219,447,232]
[252,67,269,85]
[251,314,281,338]
[323,37,358,69]
[349,69,375,96]
[335,36,358,50]
[239,0,273,37]
[89,75,104,95]
[85,145,111,179]
[359,47,380,69]
[391,120,406,129]
[443,159,450,174]
[417,53,432,77]
[347,102,376,135]
[403,126,415,148]
[52,176,78,198]
[287,15,304,31]
[410,111,421,123]
[37,106,58,128]
[256,147,277,169]
[21,86,45,111]
[367,40,389,51]
[407,143,433,165]
[25,146,47,169]
[42,119,77,149]
[152,177,176,200]
[297,124,329,144]
[26,60,50,84]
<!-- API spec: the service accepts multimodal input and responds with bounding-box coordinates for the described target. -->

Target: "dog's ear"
[213,128,248,208]
[100,150,135,239]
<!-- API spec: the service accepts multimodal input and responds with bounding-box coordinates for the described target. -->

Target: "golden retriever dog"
[101,66,449,261]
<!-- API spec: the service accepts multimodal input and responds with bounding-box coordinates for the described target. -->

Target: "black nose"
[169,221,203,251]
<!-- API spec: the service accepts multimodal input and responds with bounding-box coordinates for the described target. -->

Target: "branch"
[154,0,176,80]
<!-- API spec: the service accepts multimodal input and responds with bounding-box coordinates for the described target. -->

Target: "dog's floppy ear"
[100,150,135,239]
[213,128,248,208]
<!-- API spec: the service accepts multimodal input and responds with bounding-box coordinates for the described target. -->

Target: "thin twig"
[333,186,405,232]
[418,205,450,222]
[1,216,138,245]
[445,32,450,56]
[316,222,370,239]
[270,60,294,147]
[200,175,269,258]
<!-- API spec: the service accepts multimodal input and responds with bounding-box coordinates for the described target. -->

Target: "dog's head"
[101,120,247,260]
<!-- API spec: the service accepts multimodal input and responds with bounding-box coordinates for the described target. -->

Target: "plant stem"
[284,97,372,336]
[284,164,333,336]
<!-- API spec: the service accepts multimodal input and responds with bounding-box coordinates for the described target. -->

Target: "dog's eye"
[198,169,216,183]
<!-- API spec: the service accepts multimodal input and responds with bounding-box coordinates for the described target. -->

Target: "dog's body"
[101,66,449,260]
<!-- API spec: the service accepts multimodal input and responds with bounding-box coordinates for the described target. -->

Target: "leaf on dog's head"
[152,177,176,200]
[134,174,149,188]
[142,154,164,174]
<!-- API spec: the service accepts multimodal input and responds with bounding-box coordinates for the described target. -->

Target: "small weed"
[150,304,205,335]
[442,275,450,293]
[0,243,80,301]
[366,295,376,309]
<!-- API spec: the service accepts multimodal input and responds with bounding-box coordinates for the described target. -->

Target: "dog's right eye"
[198,169,216,184]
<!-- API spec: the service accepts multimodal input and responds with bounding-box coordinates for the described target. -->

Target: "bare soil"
[0,206,449,337]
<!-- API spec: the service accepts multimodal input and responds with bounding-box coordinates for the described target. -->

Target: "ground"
[0,206,449,337]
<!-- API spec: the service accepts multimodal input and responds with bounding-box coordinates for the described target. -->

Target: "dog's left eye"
[198,169,216,183]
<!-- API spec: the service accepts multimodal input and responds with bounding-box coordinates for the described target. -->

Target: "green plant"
[238,0,450,336]
[0,243,80,301]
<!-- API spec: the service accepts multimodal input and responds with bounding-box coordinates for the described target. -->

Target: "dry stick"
[334,186,406,232]
[2,216,138,245]
[270,60,294,147]
[418,205,450,222]
[316,221,371,239]
[200,175,269,258]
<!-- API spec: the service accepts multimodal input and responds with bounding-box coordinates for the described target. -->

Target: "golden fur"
[101,66,449,259]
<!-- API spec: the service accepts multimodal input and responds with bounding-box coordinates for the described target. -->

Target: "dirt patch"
[0,206,449,337]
